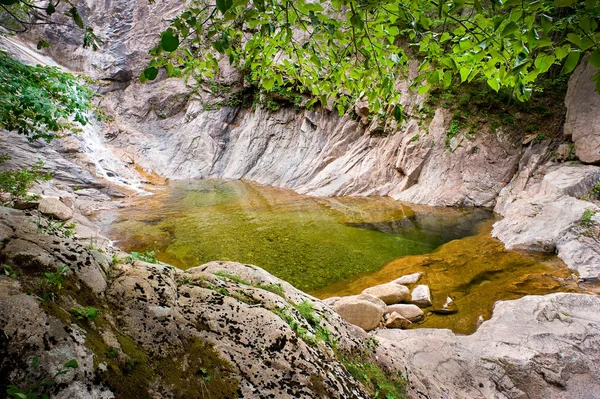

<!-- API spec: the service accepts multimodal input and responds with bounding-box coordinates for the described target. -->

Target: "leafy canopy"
[0,51,94,141]
[146,0,600,120]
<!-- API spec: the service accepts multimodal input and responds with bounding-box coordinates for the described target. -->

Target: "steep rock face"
[100,76,522,206]
[375,293,600,399]
[564,60,600,164]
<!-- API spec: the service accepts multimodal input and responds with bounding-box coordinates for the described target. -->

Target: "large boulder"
[375,293,600,399]
[362,283,409,305]
[564,60,600,164]
[332,294,386,331]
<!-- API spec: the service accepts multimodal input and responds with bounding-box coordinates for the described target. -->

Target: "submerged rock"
[410,284,432,307]
[432,296,458,315]
[362,283,409,304]
[332,294,386,331]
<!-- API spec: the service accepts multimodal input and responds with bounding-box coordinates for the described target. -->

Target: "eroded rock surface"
[375,293,600,399]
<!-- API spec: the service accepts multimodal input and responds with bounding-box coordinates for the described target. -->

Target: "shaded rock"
[375,293,600,399]
[38,197,73,220]
[392,272,422,285]
[564,60,600,164]
[332,294,386,331]
[362,283,409,305]
[432,296,458,315]
[385,304,424,322]
[410,285,432,307]
[384,312,411,329]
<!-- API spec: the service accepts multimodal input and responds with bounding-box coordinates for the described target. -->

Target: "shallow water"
[95,179,584,334]
[95,179,490,292]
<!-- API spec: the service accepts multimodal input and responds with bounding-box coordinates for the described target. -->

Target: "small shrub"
[43,265,70,300]
[409,134,420,143]
[71,306,99,321]
[0,158,52,205]
[1,263,17,279]
[35,217,76,238]
[130,251,158,264]
[581,209,597,227]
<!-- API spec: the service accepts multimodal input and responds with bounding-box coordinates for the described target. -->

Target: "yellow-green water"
[95,179,588,334]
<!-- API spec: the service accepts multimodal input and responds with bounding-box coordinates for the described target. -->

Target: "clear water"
[95,179,584,334]
[95,179,490,292]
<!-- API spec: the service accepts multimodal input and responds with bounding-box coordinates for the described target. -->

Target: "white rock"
[392,272,422,285]
[362,283,409,305]
[411,285,432,307]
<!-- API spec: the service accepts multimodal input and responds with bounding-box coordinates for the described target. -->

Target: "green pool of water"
[95,179,491,292]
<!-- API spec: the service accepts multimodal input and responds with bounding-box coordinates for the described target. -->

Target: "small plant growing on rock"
[71,306,99,321]
[1,263,17,279]
[581,209,597,228]
[130,251,158,264]
[43,265,70,301]
[0,157,52,206]
[6,357,78,399]
[35,216,76,238]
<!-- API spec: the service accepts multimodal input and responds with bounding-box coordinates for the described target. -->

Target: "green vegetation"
[42,265,70,301]
[130,251,159,264]
[146,0,600,123]
[71,306,100,321]
[337,337,407,399]
[0,52,94,142]
[6,357,79,399]
[35,217,76,238]
[581,208,598,227]
[274,300,335,347]
[1,264,17,279]
[0,158,52,206]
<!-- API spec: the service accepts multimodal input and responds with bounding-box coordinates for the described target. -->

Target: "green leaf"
[143,67,159,80]
[417,84,431,95]
[0,0,19,5]
[262,77,275,91]
[32,355,40,368]
[350,13,364,30]
[561,51,580,75]
[160,31,179,52]
[459,67,471,82]
[590,50,600,68]
[501,22,518,37]
[253,0,265,12]
[534,53,555,73]
[64,359,79,369]
[393,104,403,121]
[216,0,233,14]
[46,2,56,15]
[487,77,500,92]
[68,7,84,29]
